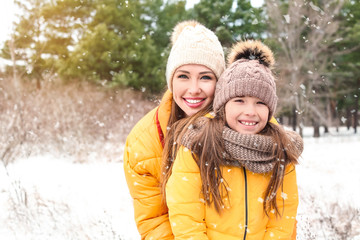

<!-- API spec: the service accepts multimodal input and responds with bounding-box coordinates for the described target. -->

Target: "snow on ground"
[299,134,360,208]
[0,156,140,240]
[0,127,359,240]
[296,128,360,240]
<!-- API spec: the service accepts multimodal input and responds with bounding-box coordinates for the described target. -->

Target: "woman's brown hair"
[161,103,212,199]
[162,104,300,217]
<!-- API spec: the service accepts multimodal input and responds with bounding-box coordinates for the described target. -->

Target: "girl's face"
[225,96,269,134]
[172,64,216,117]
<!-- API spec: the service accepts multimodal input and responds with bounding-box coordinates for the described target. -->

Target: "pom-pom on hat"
[213,40,278,118]
[166,20,226,92]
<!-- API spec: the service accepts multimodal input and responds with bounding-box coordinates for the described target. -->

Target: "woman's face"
[172,64,216,117]
[225,96,269,134]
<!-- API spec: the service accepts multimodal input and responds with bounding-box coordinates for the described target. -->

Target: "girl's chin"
[235,125,261,134]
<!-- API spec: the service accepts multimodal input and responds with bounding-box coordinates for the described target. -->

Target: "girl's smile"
[225,96,269,134]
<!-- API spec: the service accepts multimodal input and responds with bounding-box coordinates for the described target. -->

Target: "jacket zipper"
[243,167,248,240]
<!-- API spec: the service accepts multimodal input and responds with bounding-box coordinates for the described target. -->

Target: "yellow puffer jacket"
[123,90,174,240]
[166,145,299,240]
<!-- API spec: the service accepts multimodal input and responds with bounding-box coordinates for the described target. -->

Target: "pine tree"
[332,0,360,133]
[188,0,266,48]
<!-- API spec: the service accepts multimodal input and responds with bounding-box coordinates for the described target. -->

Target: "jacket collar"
[157,90,173,138]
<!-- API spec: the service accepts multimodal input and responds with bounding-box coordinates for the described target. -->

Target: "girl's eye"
[257,101,266,105]
[234,98,244,103]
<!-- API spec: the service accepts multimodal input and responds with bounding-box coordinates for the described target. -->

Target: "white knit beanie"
[166,20,225,92]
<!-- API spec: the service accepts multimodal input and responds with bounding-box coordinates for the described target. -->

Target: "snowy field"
[296,127,360,240]
[0,127,359,240]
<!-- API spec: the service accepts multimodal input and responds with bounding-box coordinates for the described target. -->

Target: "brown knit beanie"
[213,40,278,118]
[166,20,226,92]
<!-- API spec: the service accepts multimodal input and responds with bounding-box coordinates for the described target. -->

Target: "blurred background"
[0,0,359,239]
[1,0,359,140]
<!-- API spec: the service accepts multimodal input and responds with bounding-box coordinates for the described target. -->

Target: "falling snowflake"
[341,116,347,123]
[309,2,323,13]
[283,14,290,23]
[334,38,343,43]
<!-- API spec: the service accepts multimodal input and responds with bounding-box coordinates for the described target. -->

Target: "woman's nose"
[188,79,201,95]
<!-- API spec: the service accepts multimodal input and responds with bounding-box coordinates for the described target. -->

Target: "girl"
[123,20,226,240]
[164,40,304,239]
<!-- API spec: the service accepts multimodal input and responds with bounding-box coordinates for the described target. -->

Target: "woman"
[123,20,226,240]
[164,40,303,239]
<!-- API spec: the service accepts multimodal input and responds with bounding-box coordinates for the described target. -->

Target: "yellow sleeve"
[124,150,173,239]
[123,112,174,240]
[166,146,209,240]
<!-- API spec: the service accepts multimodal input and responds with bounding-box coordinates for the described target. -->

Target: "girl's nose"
[243,104,256,115]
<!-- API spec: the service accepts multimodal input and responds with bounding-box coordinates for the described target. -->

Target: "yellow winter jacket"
[123,90,174,240]
[166,145,299,240]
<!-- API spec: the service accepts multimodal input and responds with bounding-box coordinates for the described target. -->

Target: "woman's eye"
[201,75,212,80]
[257,101,266,105]
[234,99,244,103]
[177,74,188,79]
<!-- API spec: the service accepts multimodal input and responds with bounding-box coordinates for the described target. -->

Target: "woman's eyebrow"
[199,71,214,74]
[175,70,190,74]
[175,70,214,75]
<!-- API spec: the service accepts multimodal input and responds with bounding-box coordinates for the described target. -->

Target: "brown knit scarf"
[181,117,303,174]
